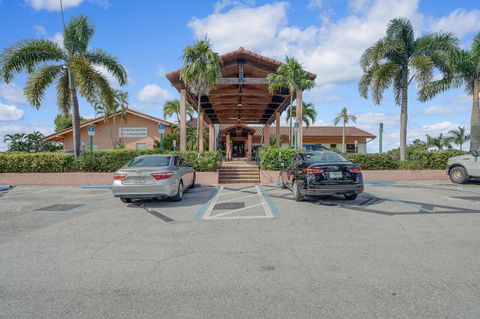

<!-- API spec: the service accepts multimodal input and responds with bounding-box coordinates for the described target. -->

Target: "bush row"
[257,146,467,170]
[0,150,221,173]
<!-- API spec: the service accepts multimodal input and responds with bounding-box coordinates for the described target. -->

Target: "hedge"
[257,146,467,170]
[0,150,220,173]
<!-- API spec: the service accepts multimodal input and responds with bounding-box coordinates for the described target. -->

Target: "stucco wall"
[62,114,172,151]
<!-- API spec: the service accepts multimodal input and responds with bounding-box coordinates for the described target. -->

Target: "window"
[330,144,337,149]
[346,144,356,153]
[136,143,146,150]
[302,152,349,163]
[127,156,171,168]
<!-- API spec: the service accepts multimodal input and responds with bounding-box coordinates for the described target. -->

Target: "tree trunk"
[289,94,293,147]
[342,121,346,153]
[68,69,81,157]
[197,95,201,152]
[470,80,480,151]
[400,81,408,161]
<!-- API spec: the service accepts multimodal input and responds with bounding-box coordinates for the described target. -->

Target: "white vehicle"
[446,150,480,184]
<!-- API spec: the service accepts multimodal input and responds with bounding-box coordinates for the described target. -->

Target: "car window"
[303,144,328,152]
[127,156,171,167]
[303,152,349,163]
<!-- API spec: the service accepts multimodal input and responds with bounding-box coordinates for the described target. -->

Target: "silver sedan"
[112,154,196,203]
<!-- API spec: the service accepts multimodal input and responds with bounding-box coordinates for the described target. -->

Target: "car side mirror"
[471,150,479,157]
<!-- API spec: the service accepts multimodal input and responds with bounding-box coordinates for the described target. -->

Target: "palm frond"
[24,65,64,109]
[56,71,71,114]
[0,39,64,82]
[63,14,95,55]
[86,49,128,85]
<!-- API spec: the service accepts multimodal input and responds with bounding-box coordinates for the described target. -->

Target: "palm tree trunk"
[400,82,408,161]
[289,94,293,147]
[68,69,81,157]
[197,95,201,152]
[470,80,480,151]
[342,121,346,153]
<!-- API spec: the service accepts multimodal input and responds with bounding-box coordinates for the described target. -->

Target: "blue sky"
[1,0,479,151]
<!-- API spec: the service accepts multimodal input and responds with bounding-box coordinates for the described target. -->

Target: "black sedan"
[278,151,364,201]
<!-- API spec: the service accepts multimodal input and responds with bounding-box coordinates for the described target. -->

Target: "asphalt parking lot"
[1,181,480,318]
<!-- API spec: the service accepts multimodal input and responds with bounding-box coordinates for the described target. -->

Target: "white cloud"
[421,121,459,132]
[50,32,64,48]
[34,25,47,36]
[189,2,288,54]
[26,0,83,11]
[0,103,24,121]
[214,0,255,13]
[424,106,468,115]
[428,9,480,38]
[307,0,322,9]
[137,84,172,105]
[0,83,27,104]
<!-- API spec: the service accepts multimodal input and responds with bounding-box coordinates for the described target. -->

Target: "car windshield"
[127,156,171,167]
[303,152,349,163]
[303,144,328,152]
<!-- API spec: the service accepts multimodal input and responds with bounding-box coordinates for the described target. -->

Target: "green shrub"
[0,152,77,173]
[409,150,466,169]
[258,146,296,170]
[0,149,221,173]
[346,153,399,170]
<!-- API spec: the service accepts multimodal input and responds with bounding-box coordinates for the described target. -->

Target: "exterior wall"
[62,114,172,151]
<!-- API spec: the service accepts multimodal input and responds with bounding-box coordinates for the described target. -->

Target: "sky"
[1,0,479,152]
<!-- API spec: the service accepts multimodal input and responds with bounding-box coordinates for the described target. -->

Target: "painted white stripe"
[256,185,273,217]
[215,194,258,204]
[208,203,265,219]
[208,215,273,220]
[202,185,224,220]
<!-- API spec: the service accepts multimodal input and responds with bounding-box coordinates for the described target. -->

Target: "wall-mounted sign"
[119,127,147,137]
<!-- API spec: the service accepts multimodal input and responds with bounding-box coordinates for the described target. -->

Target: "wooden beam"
[216,77,269,85]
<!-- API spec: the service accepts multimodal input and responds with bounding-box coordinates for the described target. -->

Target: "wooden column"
[199,111,204,152]
[208,124,215,151]
[275,112,281,146]
[180,89,186,151]
[247,134,252,160]
[226,133,231,161]
[263,124,270,146]
[296,90,303,150]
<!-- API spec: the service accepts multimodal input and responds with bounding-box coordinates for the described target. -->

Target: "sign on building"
[119,127,147,137]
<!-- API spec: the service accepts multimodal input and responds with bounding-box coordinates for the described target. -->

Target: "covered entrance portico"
[166,47,316,155]
[221,125,256,161]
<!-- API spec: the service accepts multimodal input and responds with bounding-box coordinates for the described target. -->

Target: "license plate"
[132,177,146,184]
[329,171,343,179]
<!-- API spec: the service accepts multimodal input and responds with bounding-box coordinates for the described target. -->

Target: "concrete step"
[219,179,260,184]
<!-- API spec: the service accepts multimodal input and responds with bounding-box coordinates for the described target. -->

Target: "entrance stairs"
[219,160,260,184]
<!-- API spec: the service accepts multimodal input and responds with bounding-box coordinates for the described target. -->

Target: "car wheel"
[277,173,286,189]
[344,193,358,200]
[170,181,184,202]
[189,173,196,189]
[120,197,132,203]
[449,166,469,184]
[292,181,304,202]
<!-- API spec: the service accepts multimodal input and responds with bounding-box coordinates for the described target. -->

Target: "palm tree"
[333,107,357,153]
[422,33,480,151]
[163,99,195,123]
[92,89,129,148]
[0,15,127,157]
[285,101,317,127]
[268,56,315,147]
[179,37,222,151]
[448,126,470,151]
[359,18,458,160]
[426,133,452,150]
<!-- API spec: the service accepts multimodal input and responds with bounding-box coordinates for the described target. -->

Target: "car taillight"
[113,173,127,181]
[151,172,175,180]
[304,168,323,174]
[350,166,361,173]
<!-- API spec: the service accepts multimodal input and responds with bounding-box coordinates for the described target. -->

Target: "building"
[44,109,173,151]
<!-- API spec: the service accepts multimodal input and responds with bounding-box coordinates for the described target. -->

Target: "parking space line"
[210,203,265,219]
[201,186,224,220]
[215,194,258,204]
[367,192,434,213]
[193,186,221,221]
[255,185,273,218]
[258,185,281,218]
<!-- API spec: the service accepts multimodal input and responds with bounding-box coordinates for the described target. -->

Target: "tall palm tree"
[0,15,127,157]
[268,56,315,147]
[285,101,317,127]
[179,37,222,151]
[422,33,480,151]
[359,18,458,160]
[334,107,357,153]
[163,99,195,123]
[448,126,470,151]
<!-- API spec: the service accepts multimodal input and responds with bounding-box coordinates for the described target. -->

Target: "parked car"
[278,151,364,201]
[446,150,480,184]
[302,144,329,152]
[112,154,195,203]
